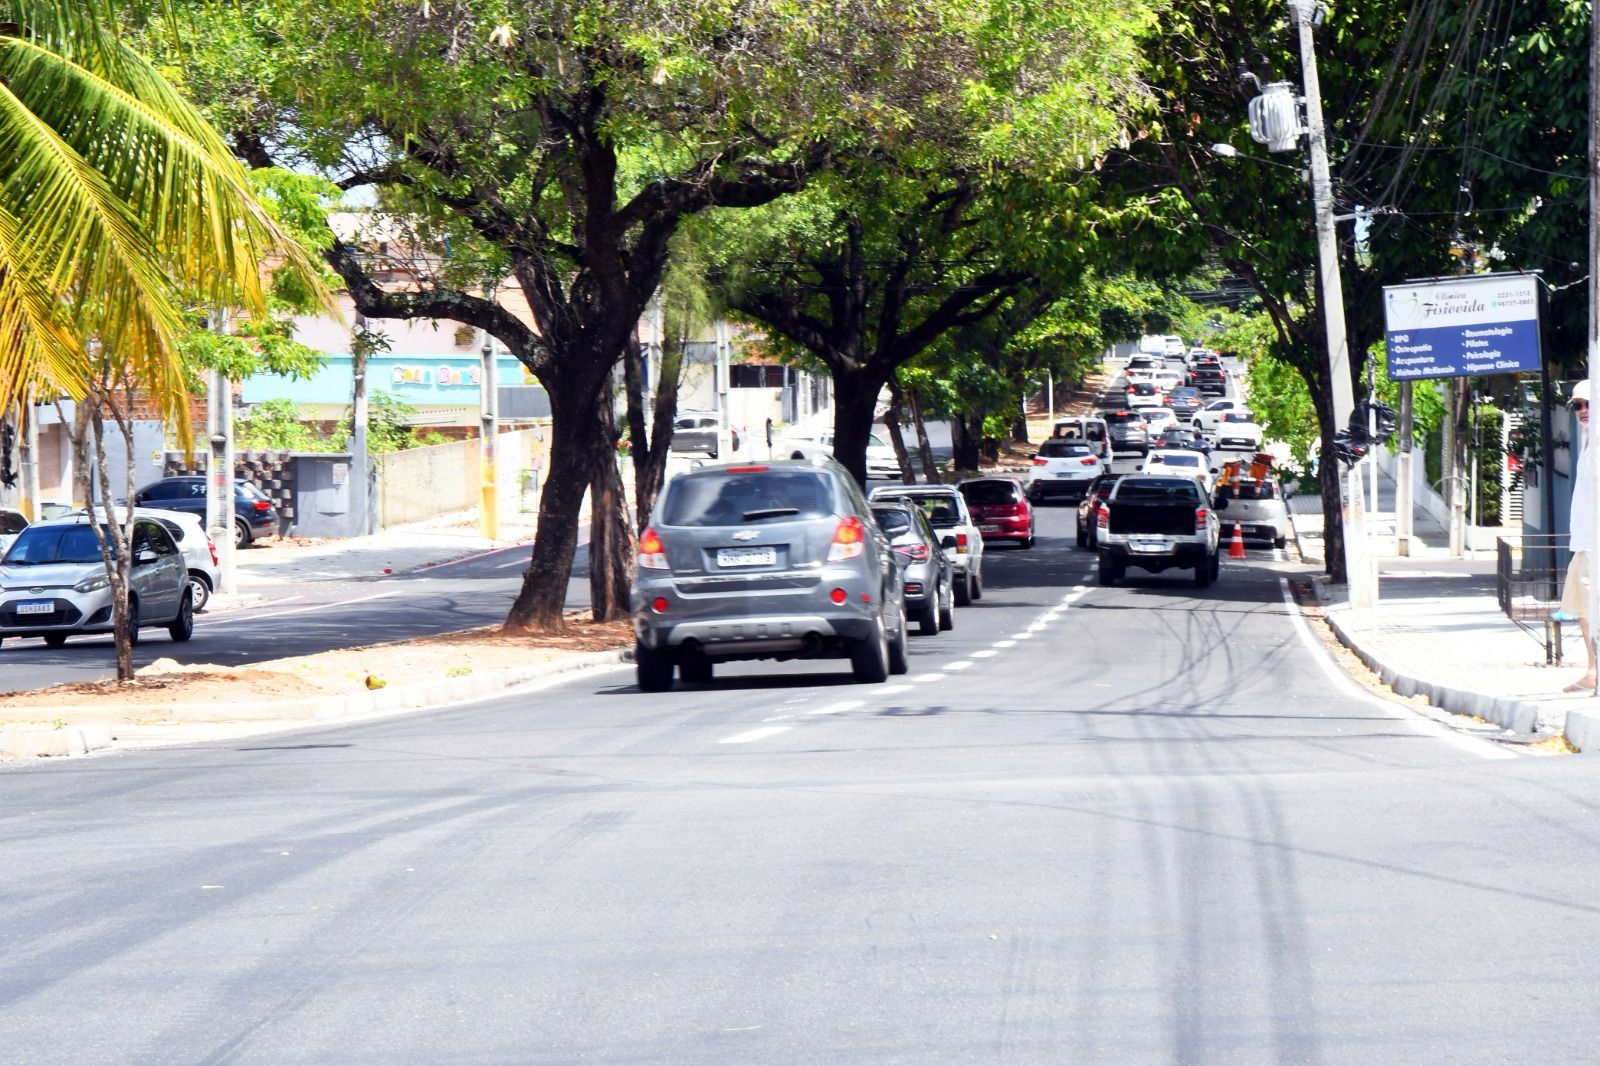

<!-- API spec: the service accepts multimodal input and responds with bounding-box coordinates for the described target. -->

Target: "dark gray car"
[871,501,954,636]
[632,457,909,690]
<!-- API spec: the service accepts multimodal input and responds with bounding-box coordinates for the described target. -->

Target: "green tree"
[167,0,1034,629]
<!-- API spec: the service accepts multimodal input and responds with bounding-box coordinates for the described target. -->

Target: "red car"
[958,477,1034,549]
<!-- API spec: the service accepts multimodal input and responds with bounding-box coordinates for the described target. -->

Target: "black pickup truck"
[1096,475,1221,587]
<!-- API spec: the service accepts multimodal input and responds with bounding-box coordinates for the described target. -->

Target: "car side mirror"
[135,548,158,565]
[940,535,958,549]
[1214,497,1229,511]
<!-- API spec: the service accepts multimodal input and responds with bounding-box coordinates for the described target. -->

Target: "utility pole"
[19,394,38,522]
[480,333,499,541]
[1395,381,1413,555]
[351,314,372,535]
[206,311,237,595]
[1585,0,1600,690]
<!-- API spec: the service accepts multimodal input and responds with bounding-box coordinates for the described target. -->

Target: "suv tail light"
[1032,457,1048,466]
[253,499,272,512]
[893,542,931,562]
[828,515,866,561]
[1079,457,1098,466]
[638,527,669,569]
[1195,507,1209,532]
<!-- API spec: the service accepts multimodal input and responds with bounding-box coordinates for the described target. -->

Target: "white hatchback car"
[1192,397,1248,435]
[1212,412,1265,451]
[1141,407,1179,436]
[778,429,900,479]
[1027,438,1105,503]
[1141,449,1215,490]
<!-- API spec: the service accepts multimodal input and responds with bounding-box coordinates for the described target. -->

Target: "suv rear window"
[1102,412,1145,426]
[871,506,914,535]
[662,470,836,526]
[960,480,1022,505]
[1128,382,1156,396]
[881,494,963,528]
[1038,440,1091,458]
[1116,478,1202,503]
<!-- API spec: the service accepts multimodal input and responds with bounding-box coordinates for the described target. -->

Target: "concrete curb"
[1323,607,1545,736]
[0,648,632,758]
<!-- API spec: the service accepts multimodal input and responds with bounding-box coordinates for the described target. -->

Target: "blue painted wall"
[243,353,536,405]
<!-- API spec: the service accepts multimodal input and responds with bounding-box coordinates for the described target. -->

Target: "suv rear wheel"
[953,572,972,607]
[850,619,890,683]
[636,643,675,692]
[1194,552,1217,588]
[887,607,909,675]
[679,659,713,684]
[917,596,939,635]
[1098,556,1121,586]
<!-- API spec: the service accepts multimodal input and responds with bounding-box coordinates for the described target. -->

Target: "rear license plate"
[717,547,776,568]
[15,601,54,615]
[979,524,1000,533]
[1130,538,1169,553]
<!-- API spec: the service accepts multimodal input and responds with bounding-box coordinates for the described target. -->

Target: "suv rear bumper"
[635,612,878,660]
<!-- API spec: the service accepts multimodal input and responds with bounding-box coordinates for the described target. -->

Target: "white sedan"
[1192,398,1249,435]
[1212,412,1265,452]
[777,428,900,478]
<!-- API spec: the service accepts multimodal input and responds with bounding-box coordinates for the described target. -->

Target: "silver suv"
[632,457,909,691]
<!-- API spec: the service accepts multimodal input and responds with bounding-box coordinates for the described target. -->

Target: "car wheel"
[953,572,972,607]
[43,633,68,648]
[970,569,983,601]
[1020,534,1033,550]
[1194,553,1216,588]
[917,597,939,636]
[887,606,910,675]
[234,519,250,549]
[1097,556,1119,586]
[938,581,954,631]
[1274,535,1288,550]
[636,642,675,692]
[188,572,212,613]
[1076,522,1087,548]
[850,616,890,683]
[679,658,713,685]
[167,590,194,642]
[126,597,140,646]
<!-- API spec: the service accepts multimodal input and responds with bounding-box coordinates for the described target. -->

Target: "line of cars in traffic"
[628,453,1050,691]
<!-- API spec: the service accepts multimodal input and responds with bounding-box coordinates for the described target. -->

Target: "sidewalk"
[1293,466,1600,752]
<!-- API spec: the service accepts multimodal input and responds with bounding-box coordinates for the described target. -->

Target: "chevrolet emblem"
[731,530,760,541]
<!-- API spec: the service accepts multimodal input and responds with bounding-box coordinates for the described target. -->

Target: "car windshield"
[1221,412,1255,423]
[1102,412,1144,426]
[662,470,835,526]
[1038,440,1091,458]
[1153,453,1201,468]
[3,524,112,565]
[872,507,914,535]
[1129,382,1156,395]
[1170,388,1198,399]
[960,481,1020,504]
[885,494,962,528]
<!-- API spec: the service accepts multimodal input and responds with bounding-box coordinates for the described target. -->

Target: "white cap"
[1573,379,1591,405]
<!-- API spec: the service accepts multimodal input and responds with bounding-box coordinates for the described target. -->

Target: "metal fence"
[1495,533,1570,664]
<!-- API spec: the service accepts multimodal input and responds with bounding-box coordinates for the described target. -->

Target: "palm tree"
[0,0,325,429]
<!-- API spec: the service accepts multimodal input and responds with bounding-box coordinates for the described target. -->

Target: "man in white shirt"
[1562,380,1595,691]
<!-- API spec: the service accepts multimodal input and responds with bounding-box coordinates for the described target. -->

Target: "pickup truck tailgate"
[1108,501,1197,536]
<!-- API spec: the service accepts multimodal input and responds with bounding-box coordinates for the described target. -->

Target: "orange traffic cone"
[1228,521,1247,559]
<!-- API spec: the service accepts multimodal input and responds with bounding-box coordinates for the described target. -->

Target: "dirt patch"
[0,612,631,714]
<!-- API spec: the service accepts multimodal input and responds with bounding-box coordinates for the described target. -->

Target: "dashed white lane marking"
[971,649,998,659]
[1277,578,1512,761]
[877,684,912,695]
[809,699,866,715]
[946,661,973,671]
[911,673,947,683]
[993,639,1017,649]
[720,725,792,744]
[1013,632,1035,640]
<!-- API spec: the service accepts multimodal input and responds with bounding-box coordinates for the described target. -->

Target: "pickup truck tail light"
[828,515,866,561]
[1195,507,1209,532]
[955,532,969,554]
[638,527,669,569]
[1097,506,1109,529]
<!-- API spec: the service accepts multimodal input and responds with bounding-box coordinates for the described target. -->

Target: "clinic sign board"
[1383,272,1541,380]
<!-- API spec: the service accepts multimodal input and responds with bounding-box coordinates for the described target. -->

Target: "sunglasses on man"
[1571,400,1589,411]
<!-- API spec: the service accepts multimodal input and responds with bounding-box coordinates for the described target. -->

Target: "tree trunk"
[883,380,916,483]
[506,369,613,631]
[907,387,940,483]
[829,364,891,487]
[588,389,634,622]
[86,398,137,682]
[1010,411,1029,445]
[951,413,982,473]
[624,328,684,529]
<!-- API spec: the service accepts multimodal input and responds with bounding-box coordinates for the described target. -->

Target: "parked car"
[868,483,985,605]
[777,428,899,479]
[669,409,733,458]
[1076,473,1122,549]
[1140,448,1215,490]
[0,515,195,647]
[132,476,279,548]
[1026,439,1103,504]
[871,500,954,635]
[78,506,221,612]
[1212,412,1265,451]
[631,457,909,691]
[959,476,1034,549]
[1192,398,1249,435]
[1214,476,1291,549]
[1166,386,1204,421]
[1096,475,1221,588]
[1099,409,1151,456]
[0,509,27,558]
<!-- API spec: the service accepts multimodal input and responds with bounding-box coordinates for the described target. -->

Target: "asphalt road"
[6,503,1599,1064]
